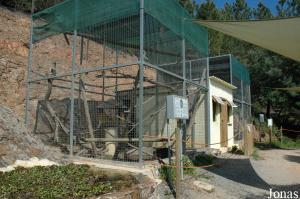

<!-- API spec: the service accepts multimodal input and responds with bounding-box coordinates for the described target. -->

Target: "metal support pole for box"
[175,127,182,199]
[24,0,35,127]
[70,30,77,157]
[138,0,145,168]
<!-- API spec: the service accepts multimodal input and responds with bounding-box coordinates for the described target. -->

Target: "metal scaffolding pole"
[241,80,244,122]
[229,54,233,85]
[181,38,186,180]
[70,30,77,156]
[138,0,145,168]
[206,57,211,146]
[24,0,35,127]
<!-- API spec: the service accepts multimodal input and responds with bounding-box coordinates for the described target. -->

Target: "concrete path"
[251,149,300,186]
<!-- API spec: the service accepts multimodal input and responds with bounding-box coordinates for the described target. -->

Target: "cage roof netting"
[32,0,208,57]
[231,56,250,85]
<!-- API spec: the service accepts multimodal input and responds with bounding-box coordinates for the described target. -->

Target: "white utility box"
[166,95,189,119]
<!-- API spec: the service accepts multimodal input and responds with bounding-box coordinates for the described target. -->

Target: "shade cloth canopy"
[32,0,208,57]
[196,17,300,62]
[275,87,300,92]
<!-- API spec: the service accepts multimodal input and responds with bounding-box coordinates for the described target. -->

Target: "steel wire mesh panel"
[72,66,140,161]
[233,101,243,142]
[141,66,183,160]
[26,0,210,165]
[209,55,231,83]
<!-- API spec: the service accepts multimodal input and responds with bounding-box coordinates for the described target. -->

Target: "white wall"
[209,79,234,149]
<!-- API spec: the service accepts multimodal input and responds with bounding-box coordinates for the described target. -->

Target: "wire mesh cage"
[25,0,209,165]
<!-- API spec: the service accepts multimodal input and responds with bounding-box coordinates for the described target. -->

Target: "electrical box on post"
[166,95,189,119]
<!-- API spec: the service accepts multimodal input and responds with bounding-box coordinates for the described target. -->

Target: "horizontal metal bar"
[233,98,251,106]
[56,78,102,89]
[208,54,231,59]
[158,57,208,68]
[29,62,138,83]
[145,62,208,92]
[31,82,115,97]
[83,137,169,143]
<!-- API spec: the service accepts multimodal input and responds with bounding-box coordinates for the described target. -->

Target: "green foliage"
[0,0,31,12]
[0,0,64,12]
[191,0,300,131]
[272,136,300,149]
[192,153,215,166]
[229,145,244,155]
[0,164,137,199]
[178,0,197,15]
[158,155,196,182]
[251,147,260,160]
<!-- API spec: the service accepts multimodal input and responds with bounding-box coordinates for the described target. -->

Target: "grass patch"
[0,164,137,199]
[159,154,215,183]
[159,155,195,182]
[255,137,300,150]
[251,147,260,160]
[272,137,300,149]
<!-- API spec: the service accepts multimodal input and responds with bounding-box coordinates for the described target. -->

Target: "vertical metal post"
[241,80,244,123]
[189,61,192,80]
[24,0,35,127]
[181,38,186,180]
[138,0,145,168]
[241,80,245,143]
[115,48,119,133]
[70,0,78,157]
[206,57,211,146]
[249,85,252,118]
[70,30,77,157]
[175,127,182,199]
[229,54,233,84]
[280,126,283,146]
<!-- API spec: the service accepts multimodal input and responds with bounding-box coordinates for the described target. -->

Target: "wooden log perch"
[79,77,97,154]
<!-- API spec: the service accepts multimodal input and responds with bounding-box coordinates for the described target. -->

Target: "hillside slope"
[0,105,64,167]
[0,7,29,116]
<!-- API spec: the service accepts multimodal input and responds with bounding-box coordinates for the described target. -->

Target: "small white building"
[208,76,237,149]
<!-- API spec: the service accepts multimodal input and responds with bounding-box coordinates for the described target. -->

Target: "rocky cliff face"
[0,6,155,120]
[0,7,29,117]
[0,105,64,167]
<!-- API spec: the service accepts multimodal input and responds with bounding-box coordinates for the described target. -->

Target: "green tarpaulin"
[32,0,208,57]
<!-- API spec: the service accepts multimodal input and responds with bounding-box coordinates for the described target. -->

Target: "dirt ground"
[161,149,300,199]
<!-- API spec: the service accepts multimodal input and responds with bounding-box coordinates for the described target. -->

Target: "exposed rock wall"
[0,105,64,167]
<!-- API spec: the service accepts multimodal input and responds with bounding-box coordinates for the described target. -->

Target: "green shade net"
[32,0,208,57]
[231,56,250,85]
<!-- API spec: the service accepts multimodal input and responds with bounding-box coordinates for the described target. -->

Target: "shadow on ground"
[206,157,270,190]
[272,184,300,192]
[284,155,300,163]
[254,143,291,151]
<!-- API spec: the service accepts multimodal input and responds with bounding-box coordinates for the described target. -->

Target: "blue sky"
[196,0,278,13]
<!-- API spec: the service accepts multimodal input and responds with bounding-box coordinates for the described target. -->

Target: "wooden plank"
[220,103,228,147]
